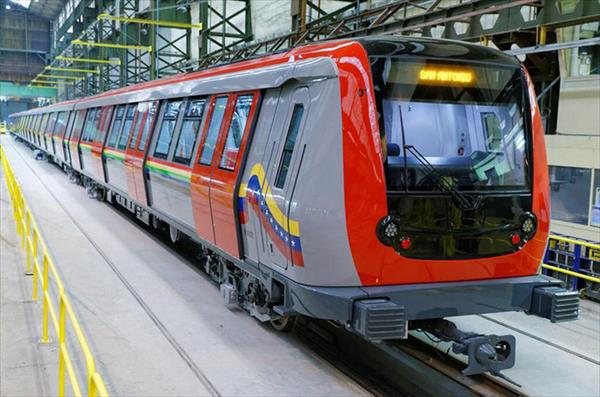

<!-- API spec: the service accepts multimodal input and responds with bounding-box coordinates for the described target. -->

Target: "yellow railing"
[0,144,109,397]
[544,234,600,285]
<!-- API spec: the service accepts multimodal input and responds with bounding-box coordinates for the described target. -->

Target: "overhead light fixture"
[9,0,31,8]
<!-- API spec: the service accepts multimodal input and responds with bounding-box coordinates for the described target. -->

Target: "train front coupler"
[413,319,516,376]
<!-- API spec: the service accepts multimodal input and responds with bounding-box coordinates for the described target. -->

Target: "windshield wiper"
[403,144,481,211]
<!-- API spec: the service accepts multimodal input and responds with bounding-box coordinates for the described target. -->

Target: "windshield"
[372,58,529,192]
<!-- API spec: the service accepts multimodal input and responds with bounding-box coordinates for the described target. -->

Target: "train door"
[62,111,75,166]
[91,106,113,182]
[103,104,134,194]
[131,101,158,206]
[68,110,86,172]
[33,115,42,147]
[40,113,49,151]
[78,108,99,175]
[47,113,58,156]
[190,96,230,244]
[257,86,309,269]
[125,101,157,205]
[205,92,259,257]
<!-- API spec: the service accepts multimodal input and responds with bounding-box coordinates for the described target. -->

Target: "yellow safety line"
[0,144,109,397]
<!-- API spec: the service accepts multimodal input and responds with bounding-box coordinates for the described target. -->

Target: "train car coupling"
[413,319,516,377]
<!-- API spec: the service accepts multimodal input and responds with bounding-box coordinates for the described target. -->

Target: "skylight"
[10,0,32,9]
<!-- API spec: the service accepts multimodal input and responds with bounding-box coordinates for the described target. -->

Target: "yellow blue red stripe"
[238,163,303,266]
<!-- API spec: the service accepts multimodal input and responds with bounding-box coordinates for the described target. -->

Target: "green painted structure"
[0,81,56,99]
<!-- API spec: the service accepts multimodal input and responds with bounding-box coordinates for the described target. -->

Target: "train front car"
[287,37,579,376]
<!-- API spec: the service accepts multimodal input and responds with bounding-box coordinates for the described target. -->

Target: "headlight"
[520,212,537,237]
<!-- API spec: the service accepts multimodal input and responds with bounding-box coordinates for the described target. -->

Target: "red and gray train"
[9,36,578,375]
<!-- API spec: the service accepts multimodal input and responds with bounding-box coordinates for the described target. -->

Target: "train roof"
[11,36,519,118]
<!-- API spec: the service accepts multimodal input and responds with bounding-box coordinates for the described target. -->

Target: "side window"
[275,104,304,189]
[129,104,145,150]
[82,109,97,142]
[95,107,113,142]
[40,114,48,133]
[118,105,136,150]
[47,113,54,132]
[154,100,182,159]
[219,94,253,171]
[64,111,74,139]
[72,110,86,140]
[138,101,158,151]
[173,99,206,165]
[198,97,227,165]
[53,112,63,134]
[107,105,126,148]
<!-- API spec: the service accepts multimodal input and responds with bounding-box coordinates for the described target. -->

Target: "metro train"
[8,36,579,376]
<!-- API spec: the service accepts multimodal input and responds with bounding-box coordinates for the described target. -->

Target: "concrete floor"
[452,304,600,397]
[0,136,369,397]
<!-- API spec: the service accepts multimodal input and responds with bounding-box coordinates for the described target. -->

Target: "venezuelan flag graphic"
[238,164,304,266]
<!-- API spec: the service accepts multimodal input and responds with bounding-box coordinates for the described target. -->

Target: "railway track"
[9,136,527,397]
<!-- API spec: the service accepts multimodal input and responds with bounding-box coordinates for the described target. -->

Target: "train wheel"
[270,314,298,332]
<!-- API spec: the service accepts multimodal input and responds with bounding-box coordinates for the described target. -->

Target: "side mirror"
[387,143,401,157]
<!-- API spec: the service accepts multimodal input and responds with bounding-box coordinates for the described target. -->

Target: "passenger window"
[107,105,126,148]
[82,109,97,142]
[154,100,182,159]
[118,105,136,150]
[53,112,64,135]
[137,102,158,151]
[173,99,206,165]
[94,107,111,142]
[129,104,145,150]
[219,95,253,171]
[199,97,228,165]
[275,104,304,189]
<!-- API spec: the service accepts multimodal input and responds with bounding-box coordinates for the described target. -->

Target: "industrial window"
[118,105,137,150]
[173,99,206,165]
[199,96,227,166]
[107,105,126,148]
[154,100,182,159]
[137,101,158,152]
[275,104,304,189]
[219,95,253,171]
